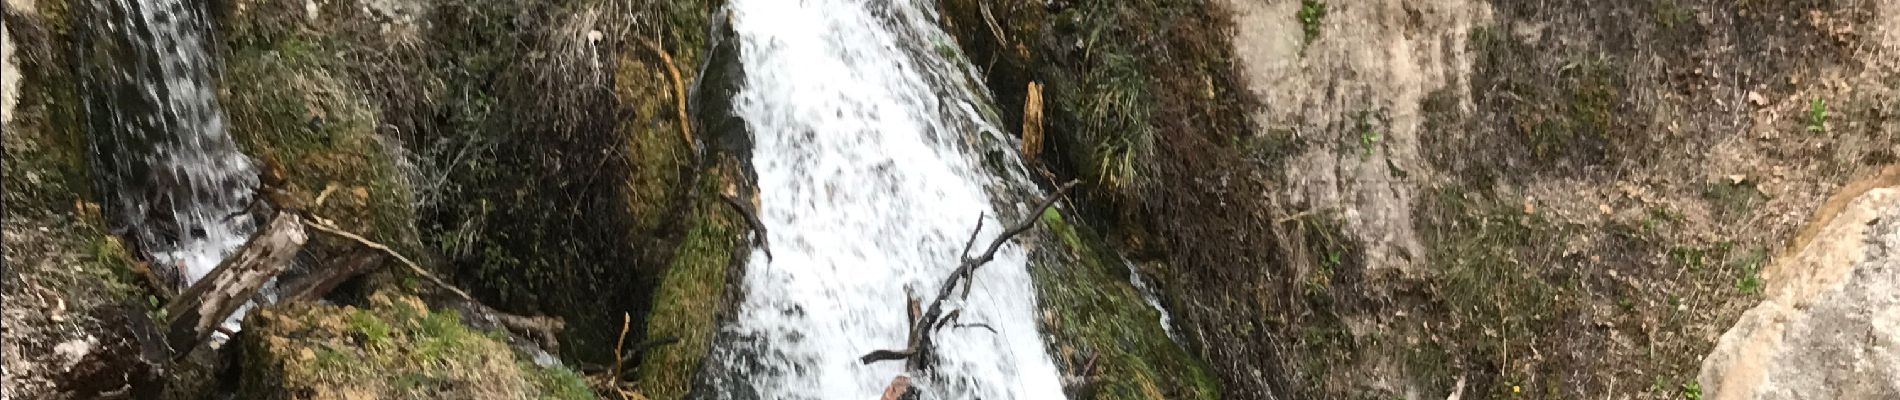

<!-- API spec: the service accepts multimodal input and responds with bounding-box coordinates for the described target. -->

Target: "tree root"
[635,35,693,152]
[719,192,772,261]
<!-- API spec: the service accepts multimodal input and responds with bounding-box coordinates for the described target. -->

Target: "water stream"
[83,0,258,290]
[703,0,1065,398]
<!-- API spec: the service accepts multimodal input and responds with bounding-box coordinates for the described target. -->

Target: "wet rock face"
[1700,184,1900,399]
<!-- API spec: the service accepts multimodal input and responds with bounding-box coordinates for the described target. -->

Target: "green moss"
[526,362,596,400]
[219,34,424,262]
[633,170,742,400]
[3,2,144,309]
[940,0,1261,396]
[1031,208,1220,400]
[243,292,592,399]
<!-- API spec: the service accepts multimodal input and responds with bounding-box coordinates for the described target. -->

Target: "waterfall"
[82,0,258,289]
[704,0,1065,398]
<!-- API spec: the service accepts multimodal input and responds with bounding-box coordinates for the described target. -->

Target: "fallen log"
[163,212,307,358]
[278,250,386,302]
[860,180,1079,373]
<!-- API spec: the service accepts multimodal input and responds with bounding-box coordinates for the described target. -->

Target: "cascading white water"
[710,0,1065,398]
[87,0,257,287]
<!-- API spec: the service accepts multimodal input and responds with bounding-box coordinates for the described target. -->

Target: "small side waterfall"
[703,0,1065,398]
[81,0,258,287]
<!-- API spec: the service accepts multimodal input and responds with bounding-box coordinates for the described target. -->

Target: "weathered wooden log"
[163,212,307,358]
[279,250,385,303]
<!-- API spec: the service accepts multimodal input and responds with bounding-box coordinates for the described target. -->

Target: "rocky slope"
[939,0,1898,398]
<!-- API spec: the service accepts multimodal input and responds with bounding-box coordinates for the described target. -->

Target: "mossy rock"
[940,1,1272,397]
[3,1,95,216]
[1030,208,1220,400]
[240,291,592,399]
[217,42,424,267]
[631,158,746,400]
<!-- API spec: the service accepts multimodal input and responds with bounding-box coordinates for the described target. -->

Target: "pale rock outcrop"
[1225,0,1492,277]
[1699,185,1900,400]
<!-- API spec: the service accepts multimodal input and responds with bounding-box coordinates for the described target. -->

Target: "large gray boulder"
[1699,184,1900,399]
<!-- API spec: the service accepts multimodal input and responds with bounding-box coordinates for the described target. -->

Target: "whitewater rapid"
[704,0,1066,398]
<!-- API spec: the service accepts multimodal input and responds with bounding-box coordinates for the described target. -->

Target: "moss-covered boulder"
[3,0,95,215]
[630,158,747,400]
[240,292,592,399]
[218,39,425,264]
[1028,207,1221,400]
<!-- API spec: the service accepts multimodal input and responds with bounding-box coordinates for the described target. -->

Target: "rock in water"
[1698,186,1900,399]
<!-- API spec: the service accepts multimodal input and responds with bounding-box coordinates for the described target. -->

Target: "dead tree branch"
[302,217,475,303]
[860,180,1079,372]
[279,250,386,302]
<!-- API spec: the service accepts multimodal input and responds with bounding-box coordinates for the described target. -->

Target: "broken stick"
[279,250,386,302]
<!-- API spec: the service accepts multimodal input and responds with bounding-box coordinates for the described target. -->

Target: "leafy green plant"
[1681,381,1704,400]
[348,310,394,347]
[1356,111,1383,158]
[1669,246,1708,271]
[1298,0,1327,47]
[1733,249,1766,294]
[1807,96,1828,132]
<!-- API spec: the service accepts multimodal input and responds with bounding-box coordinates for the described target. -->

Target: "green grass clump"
[1731,249,1767,294]
[1807,96,1828,132]
[1355,111,1383,158]
[1078,51,1153,191]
